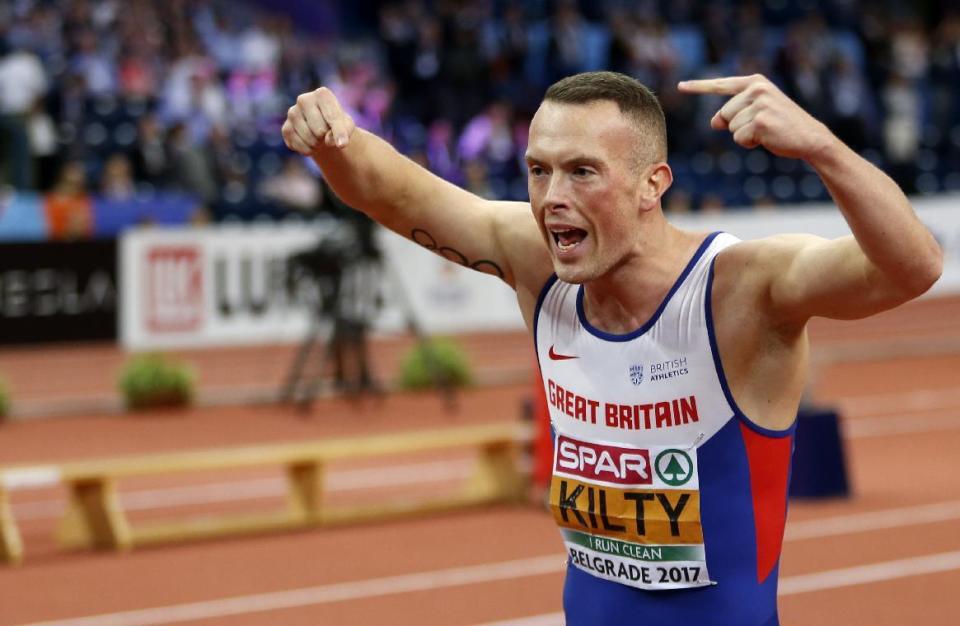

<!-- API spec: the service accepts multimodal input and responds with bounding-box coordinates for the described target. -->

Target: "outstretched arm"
[678,74,943,324]
[282,87,547,290]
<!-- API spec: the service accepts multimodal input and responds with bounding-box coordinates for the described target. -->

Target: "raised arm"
[281,87,548,294]
[678,74,943,324]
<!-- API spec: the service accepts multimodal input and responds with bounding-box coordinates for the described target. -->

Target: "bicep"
[767,234,917,323]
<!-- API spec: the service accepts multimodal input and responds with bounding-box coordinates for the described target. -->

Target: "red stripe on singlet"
[739,422,793,584]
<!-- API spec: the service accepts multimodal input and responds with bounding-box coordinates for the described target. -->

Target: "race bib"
[550,433,714,590]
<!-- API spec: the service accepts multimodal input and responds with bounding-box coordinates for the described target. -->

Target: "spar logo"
[145,246,203,332]
[655,449,693,486]
[555,435,652,486]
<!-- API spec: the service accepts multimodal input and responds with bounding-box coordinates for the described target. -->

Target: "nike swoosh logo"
[548,345,578,361]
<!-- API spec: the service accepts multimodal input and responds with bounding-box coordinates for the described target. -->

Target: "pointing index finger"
[677,76,756,96]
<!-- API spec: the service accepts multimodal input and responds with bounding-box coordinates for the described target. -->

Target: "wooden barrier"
[0,422,531,565]
[0,486,22,565]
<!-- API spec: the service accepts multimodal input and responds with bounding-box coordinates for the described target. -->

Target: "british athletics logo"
[629,363,644,386]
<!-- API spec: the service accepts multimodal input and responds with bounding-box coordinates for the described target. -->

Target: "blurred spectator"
[611,13,677,89]
[0,40,48,189]
[46,160,93,239]
[160,50,226,142]
[548,0,589,83]
[777,19,830,120]
[827,56,871,150]
[2,0,960,216]
[259,156,323,211]
[206,124,237,191]
[132,113,169,189]
[166,122,217,204]
[27,97,60,191]
[100,153,136,200]
[69,28,116,96]
[929,15,960,146]
[883,72,921,192]
[464,160,495,199]
[425,119,462,184]
[457,101,517,181]
[118,44,160,101]
[240,15,281,72]
[485,5,529,101]
[407,17,444,122]
[890,20,929,81]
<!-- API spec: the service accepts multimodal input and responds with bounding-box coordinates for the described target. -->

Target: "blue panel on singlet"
[561,418,780,626]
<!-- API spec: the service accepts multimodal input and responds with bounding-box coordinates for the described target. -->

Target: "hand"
[282,87,356,156]
[677,74,834,161]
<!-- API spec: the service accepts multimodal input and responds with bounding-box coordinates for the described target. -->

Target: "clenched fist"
[282,87,356,155]
[678,74,834,161]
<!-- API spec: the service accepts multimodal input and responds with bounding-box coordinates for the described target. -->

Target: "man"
[282,71,941,625]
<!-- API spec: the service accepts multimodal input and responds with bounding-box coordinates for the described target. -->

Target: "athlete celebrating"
[282,71,941,625]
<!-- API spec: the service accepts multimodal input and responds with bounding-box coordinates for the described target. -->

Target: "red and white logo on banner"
[145,246,203,332]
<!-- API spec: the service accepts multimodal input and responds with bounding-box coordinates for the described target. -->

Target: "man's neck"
[581,222,705,335]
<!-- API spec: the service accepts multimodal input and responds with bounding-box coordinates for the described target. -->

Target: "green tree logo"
[655,449,694,486]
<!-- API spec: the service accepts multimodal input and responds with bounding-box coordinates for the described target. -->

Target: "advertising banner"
[0,239,117,344]
[121,225,320,349]
[120,223,523,350]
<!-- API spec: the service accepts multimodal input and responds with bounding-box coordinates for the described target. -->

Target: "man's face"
[526,100,651,284]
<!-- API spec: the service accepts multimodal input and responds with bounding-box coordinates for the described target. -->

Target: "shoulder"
[712,233,827,329]
[714,233,825,283]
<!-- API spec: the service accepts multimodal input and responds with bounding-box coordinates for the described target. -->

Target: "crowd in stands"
[1,0,959,235]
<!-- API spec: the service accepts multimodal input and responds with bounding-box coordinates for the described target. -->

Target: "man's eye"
[529,166,545,176]
[573,167,592,177]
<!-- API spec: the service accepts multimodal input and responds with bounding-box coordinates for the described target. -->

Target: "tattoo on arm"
[410,228,505,279]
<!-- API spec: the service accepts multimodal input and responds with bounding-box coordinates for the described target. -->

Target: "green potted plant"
[0,378,10,421]
[398,338,473,390]
[118,353,195,410]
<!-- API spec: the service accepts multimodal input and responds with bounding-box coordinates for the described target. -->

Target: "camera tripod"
[279,249,458,413]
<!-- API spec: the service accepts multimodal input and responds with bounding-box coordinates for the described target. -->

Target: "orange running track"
[2,296,960,625]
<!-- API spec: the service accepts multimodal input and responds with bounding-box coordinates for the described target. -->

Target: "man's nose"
[542,174,570,211]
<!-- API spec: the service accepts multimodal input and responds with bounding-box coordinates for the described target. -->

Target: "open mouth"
[551,227,588,253]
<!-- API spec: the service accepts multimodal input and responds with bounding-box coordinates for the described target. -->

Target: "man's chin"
[554,261,593,285]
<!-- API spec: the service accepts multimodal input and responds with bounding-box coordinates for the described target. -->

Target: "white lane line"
[778,549,960,595]
[16,555,566,626]
[11,460,473,521]
[20,549,960,626]
[785,500,960,540]
[474,613,564,626]
[845,413,960,438]
[839,388,960,416]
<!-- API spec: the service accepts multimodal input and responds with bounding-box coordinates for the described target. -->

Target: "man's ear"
[639,162,673,211]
